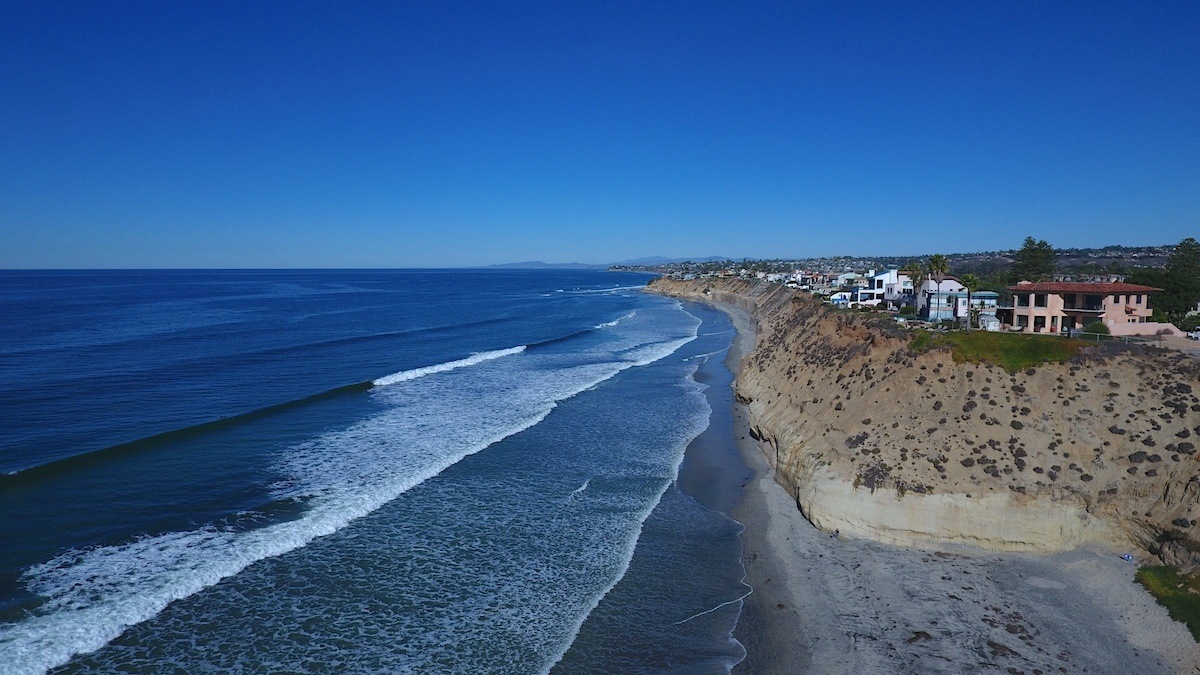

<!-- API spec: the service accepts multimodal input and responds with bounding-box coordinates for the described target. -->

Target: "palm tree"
[926,254,950,324]
[960,273,981,331]
[901,260,926,315]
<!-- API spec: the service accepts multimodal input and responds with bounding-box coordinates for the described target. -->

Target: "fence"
[1068,331,1153,344]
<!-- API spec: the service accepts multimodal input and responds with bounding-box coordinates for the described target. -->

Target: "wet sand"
[710,300,1200,674]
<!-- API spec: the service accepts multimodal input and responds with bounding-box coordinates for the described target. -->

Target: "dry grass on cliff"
[1136,566,1200,641]
[909,330,1086,373]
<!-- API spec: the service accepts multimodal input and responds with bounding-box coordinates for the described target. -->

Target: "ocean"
[0,269,749,673]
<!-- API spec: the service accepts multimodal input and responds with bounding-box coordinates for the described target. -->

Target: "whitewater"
[0,270,748,673]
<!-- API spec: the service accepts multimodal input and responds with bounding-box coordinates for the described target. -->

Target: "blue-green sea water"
[0,269,748,673]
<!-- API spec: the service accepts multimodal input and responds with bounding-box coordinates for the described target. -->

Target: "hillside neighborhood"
[660,237,1200,342]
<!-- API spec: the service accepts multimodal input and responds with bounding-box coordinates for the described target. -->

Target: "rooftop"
[1006,281,1164,294]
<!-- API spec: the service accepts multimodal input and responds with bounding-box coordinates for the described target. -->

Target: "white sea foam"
[593,311,636,330]
[0,301,702,674]
[372,346,525,386]
[569,477,592,498]
[684,348,728,362]
[569,285,645,295]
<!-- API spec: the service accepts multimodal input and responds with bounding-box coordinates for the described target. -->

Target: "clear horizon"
[2,2,1197,268]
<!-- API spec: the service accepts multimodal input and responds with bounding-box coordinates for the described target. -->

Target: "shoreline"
[696,295,1200,674]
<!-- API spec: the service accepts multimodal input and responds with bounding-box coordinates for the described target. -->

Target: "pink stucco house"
[1006,281,1163,333]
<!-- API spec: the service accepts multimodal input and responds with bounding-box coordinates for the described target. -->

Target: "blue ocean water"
[0,270,748,673]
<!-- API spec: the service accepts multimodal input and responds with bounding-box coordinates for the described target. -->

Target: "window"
[1135,295,1142,305]
[1017,315,1029,328]
[1034,316,1046,331]
[1016,294,1030,307]
[1034,294,1047,308]
[1051,316,1058,330]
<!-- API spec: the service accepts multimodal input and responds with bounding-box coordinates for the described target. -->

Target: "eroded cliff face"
[650,277,1200,565]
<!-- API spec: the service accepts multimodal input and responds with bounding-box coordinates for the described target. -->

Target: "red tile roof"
[1006,282,1163,294]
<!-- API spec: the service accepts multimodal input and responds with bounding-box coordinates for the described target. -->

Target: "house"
[926,288,1000,324]
[852,270,887,306]
[978,314,1002,331]
[949,290,1000,322]
[828,290,853,306]
[916,277,966,321]
[884,272,914,307]
[858,269,913,308]
[1006,281,1162,334]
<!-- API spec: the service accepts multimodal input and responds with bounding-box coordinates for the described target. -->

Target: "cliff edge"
[650,277,1200,566]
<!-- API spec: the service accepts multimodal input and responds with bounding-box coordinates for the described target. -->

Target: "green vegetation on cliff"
[909,330,1086,373]
[1135,566,1200,641]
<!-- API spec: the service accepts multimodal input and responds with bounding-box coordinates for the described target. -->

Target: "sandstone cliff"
[650,277,1200,566]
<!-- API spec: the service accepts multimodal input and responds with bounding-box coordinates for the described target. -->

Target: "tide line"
[671,588,754,626]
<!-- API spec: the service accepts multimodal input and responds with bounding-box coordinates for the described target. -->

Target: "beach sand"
[713,300,1200,674]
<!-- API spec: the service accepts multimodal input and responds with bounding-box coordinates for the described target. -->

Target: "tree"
[1010,237,1055,283]
[1165,237,1200,324]
[960,273,981,331]
[902,260,926,310]
[1129,237,1200,327]
[927,254,950,323]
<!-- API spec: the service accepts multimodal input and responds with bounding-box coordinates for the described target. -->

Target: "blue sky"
[1,1,1197,267]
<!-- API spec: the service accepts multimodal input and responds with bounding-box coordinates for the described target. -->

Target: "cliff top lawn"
[1136,566,1200,641]
[909,329,1087,373]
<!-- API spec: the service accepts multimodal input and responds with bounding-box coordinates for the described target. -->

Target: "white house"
[917,277,966,321]
[866,269,914,307]
[851,269,910,307]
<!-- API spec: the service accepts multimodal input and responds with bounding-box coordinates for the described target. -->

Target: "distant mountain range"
[487,256,731,270]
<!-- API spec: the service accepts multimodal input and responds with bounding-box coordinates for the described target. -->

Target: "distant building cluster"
[664,267,1170,336]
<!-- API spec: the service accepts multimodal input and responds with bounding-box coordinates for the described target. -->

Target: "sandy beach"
[713,300,1200,674]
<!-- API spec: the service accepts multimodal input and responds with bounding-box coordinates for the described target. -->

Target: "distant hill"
[488,255,732,269]
[612,255,731,266]
[609,245,1178,277]
[485,261,607,269]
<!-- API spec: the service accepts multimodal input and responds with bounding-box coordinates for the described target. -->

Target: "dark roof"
[1006,282,1163,294]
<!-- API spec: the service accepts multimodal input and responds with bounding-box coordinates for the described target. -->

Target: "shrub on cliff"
[908,330,933,352]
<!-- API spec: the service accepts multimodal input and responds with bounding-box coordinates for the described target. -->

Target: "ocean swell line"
[0,381,375,483]
[372,346,525,386]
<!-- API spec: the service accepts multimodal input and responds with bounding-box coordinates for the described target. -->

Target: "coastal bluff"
[649,277,1200,566]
